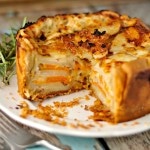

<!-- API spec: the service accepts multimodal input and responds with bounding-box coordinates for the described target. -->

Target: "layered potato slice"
[16,10,150,123]
[16,10,121,100]
[16,42,91,100]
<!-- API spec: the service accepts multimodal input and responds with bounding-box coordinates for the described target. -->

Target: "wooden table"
[0,0,150,149]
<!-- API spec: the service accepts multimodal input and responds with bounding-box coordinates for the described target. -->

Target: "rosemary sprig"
[0,18,27,85]
[0,30,16,85]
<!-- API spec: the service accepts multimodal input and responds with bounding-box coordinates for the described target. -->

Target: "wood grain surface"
[0,1,150,150]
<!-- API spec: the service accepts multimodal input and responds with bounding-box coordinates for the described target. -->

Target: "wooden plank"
[0,0,149,15]
[104,131,150,150]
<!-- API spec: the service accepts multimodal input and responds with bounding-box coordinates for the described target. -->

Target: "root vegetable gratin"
[16,10,150,123]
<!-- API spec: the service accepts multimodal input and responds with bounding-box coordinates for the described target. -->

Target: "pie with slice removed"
[16,10,150,123]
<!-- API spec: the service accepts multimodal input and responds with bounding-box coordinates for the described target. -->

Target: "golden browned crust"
[113,58,150,122]
[16,39,27,99]
[16,10,150,123]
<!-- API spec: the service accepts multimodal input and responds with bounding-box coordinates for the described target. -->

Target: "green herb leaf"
[0,18,27,85]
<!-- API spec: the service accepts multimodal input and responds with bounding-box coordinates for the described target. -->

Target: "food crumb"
[19,96,113,129]
[131,121,139,126]
[20,98,81,126]
[88,99,114,123]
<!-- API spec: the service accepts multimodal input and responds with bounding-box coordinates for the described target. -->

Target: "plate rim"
[0,75,150,138]
[0,99,150,138]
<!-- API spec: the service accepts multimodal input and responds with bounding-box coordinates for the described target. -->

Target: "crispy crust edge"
[16,39,27,99]
[113,58,150,123]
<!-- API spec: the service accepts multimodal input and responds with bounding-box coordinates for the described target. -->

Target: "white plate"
[0,75,150,138]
